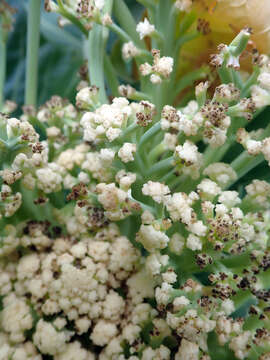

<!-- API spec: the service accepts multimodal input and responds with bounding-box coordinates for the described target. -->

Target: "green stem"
[18,185,41,221]
[138,122,162,151]
[87,0,113,104]
[241,67,260,98]
[156,1,175,53]
[230,29,250,57]
[134,151,146,175]
[231,69,243,90]
[148,143,166,163]
[104,55,119,97]
[0,28,6,110]
[88,25,107,104]
[108,23,132,43]
[136,0,154,9]
[113,0,143,47]
[174,66,209,97]
[57,0,88,36]
[129,91,153,102]
[25,0,41,107]
[232,290,254,310]
[229,152,265,187]
[152,30,165,50]
[218,64,233,84]
[227,123,270,187]
[160,169,176,184]
[258,268,270,288]
[179,11,197,34]
[115,122,139,144]
[203,140,232,169]
[146,156,174,177]
[174,31,200,57]
[169,174,187,190]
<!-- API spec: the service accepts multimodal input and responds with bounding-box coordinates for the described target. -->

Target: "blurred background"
[4,0,142,108]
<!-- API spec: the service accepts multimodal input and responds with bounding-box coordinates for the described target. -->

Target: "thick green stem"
[87,0,113,104]
[0,28,6,110]
[179,11,197,34]
[88,25,107,103]
[136,0,154,9]
[148,143,166,164]
[203,140,232,169]
[104,55,119,97]
[232,69,243,90]
[138,122,162,151]
[116,122,139,144]
[151,2,177,112]
[134,151,146,175]
[25,0,41,107]
[146,156,174,177]
[230,152,264,185]
[241,67,260,98]
[230,29,250,57]
[113,0,143,47]
[160,169,176,184]
[155,1,173,54]
[129,91,153,102]
[174,66,209,97]
[108,23,132,43]
[218,64,233,84]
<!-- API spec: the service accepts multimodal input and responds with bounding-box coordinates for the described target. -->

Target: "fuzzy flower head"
[136,18,155,40]
[175,0,192,12]
[81,97,131,143]
[140,50,174,84]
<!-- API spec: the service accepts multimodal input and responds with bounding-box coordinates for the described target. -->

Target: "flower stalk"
[25,0,41,107]
[0,24,6,110]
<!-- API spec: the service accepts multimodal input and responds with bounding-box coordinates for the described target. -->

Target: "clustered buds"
[140,49,174,84]
[2,1,270,359]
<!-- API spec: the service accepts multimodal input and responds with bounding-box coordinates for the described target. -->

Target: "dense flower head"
[2,0,270,359]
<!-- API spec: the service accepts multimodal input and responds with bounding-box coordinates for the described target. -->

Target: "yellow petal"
[176,0,270,84]
[193,0,270,53]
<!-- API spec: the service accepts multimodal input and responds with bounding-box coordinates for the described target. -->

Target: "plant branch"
[0,25,6,110]
[25,0,41,107]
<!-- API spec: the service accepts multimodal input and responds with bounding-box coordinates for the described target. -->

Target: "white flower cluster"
[136,18,155,40]
[0,218,179,359]
[3,17,270,360]
[0,184,22,218]
[122,41,140,61]
[81,97,132,142]
[140,49,174,84]
[251,55,270,108]
[175,0,192,12]
[46,0,110,30]
[174,140,203,179]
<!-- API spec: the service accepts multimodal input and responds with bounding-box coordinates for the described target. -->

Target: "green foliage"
[5,0,143,109]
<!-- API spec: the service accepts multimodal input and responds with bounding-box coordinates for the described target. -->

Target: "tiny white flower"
[186,234,202,251]
[122,41,140,60]
[136,18,155,40]
[118,143,137,163]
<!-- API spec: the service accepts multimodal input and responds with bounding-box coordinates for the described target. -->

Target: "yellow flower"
[176,0,270,92]
[193,0,270,53]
